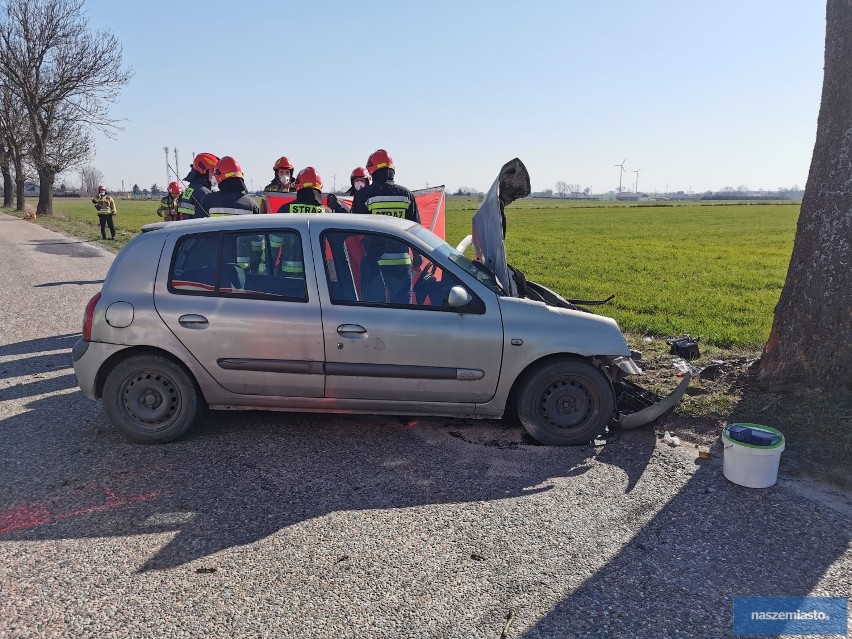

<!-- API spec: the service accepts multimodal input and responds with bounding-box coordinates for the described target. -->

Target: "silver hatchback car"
[73,161,688,445]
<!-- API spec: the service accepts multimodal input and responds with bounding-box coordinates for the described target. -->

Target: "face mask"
[353,180,365,191]
[278,171,290,183]
[210,174,218,187]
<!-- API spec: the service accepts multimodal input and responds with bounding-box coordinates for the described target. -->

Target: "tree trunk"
[35,165,55,216]
[14,174,24,211]
[2,165,11,207]
[757,0,852,396]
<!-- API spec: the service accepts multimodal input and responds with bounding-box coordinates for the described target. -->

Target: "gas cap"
[105,301,134,328]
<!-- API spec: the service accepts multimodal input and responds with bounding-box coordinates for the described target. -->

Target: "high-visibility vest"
[93,195,115,213]
[177,187,198,218]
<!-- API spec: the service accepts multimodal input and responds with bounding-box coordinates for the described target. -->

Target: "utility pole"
[174,148,181,183]
[164,146,170,186]
[331,174,337,193]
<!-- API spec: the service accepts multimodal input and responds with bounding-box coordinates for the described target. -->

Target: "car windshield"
[406,225,504,295]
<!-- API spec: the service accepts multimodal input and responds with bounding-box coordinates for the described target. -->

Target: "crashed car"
[72,159,688,445]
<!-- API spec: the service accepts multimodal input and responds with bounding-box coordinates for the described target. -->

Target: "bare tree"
[567,184,580,198]
[0,0,132,216]
[0,136,11,207]
[79,165,104,197]
[757,0,851,396]
[0,85,29,210]
[554,181,570,198]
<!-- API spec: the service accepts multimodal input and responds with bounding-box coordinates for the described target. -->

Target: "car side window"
[170,234,218,292]
[220,232,307,301]
[321,230,470,310]
[169,231,307,301]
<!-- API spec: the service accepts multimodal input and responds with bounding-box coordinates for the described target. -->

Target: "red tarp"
[262,185,446,240]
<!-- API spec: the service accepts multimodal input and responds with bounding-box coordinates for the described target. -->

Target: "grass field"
[5,196,798,348]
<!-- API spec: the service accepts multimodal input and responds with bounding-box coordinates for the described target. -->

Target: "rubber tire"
[516,359,615,446]
[102,354,203,444]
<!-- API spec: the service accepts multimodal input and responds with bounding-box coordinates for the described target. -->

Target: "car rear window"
[169,231,307,302]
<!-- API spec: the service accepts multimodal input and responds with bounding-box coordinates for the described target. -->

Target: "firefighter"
[351,149,421,303]
[91,184,117,240]
[199,156,260,216]
[260,156,295,214]
[346,166,371,195]
[273,167,330,276]
[177,152,219,219]
[157,181,183,221]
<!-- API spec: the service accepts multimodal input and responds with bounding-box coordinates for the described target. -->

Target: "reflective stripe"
[269,235,284,249]
[281,260,304,273]
[378,251,412,266]
[366,196,410,219]
[209,207,254,216]
[251,240,264,252]
[365,195,411,205]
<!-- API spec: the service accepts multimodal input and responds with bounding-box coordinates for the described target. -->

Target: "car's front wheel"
[102,354,203,444]
[517,359,615,445]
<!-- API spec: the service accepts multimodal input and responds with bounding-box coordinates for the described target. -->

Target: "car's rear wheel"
[517,359,614,445]
[103,354,202,444]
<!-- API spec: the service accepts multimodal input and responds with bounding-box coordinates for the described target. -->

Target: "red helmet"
[214,156,244,183]
[167,181,183,196]
[295,167,323,191]
[192,152,219,174]
[97,184,106,192]
[273,156,294,171]
[366,149,393,175]
[350,166,370,183]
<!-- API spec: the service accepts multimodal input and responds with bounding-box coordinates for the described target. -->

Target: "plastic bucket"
[722,423,785,488]
[722,424,785,488]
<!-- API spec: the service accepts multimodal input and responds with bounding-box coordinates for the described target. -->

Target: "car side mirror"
[447,285,472,309]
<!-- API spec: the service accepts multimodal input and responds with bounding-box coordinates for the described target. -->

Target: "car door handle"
[337,324,367,336]
[178,314,209,328]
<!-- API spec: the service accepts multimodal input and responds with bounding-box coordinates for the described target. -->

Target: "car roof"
[142,213,415,235]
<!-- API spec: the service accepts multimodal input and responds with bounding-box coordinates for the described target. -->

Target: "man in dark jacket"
[274,167,330,276]
[352,149,420,303]
[199,156,259,216]
[177,152,219,219]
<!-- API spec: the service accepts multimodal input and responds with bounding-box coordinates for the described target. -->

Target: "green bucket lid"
[723,423,785,449]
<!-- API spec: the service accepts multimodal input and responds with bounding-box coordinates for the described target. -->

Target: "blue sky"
[81,0,826,194]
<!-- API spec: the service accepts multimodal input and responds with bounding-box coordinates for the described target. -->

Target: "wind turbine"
[633,167,642,194]
[614,159,626,193]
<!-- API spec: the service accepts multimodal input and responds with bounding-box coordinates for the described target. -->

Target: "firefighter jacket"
[156,194,179,219]
[199,177,260,216]
[270,189,329,275]
[92,194,116,214]
[260,177,295,213]
[177,170,213,219]
[352,168,420,264]
[276,188,331,214]
[351,169,420,222]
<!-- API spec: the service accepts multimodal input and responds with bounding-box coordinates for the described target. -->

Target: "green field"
[6,196,798,348]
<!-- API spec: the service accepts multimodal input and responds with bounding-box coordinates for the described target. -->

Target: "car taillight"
[82,292,101,341]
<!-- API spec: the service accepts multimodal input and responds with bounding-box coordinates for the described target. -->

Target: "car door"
[155,228,325,397]
[314,228,504,403]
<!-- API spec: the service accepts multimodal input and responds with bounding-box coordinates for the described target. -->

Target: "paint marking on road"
[0,487,162,534]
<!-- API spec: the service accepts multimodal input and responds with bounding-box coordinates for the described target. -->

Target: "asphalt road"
[0,213,849,639]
